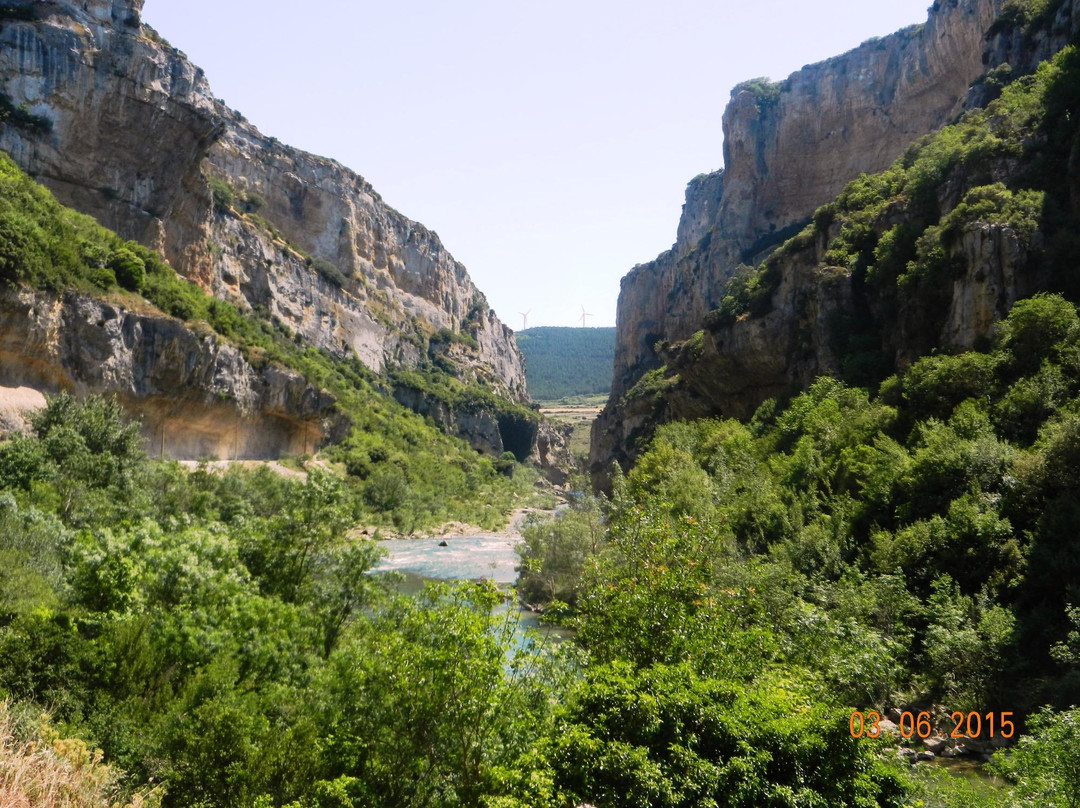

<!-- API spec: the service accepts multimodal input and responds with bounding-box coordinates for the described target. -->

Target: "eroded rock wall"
[594,0,1006,476]
[607,0,1003,403]
[0,0,527,412]
[0,287,342,459]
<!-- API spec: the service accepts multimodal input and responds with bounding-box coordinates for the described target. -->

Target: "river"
[372,528,570,644]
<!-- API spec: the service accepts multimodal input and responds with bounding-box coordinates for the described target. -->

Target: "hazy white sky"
[142,1,933,329]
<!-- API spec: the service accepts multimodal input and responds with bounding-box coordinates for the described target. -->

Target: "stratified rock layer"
[0,0,526,414]
[0,287,342,459]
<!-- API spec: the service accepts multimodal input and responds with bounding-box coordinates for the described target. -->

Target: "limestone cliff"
[609,0,1003,401]
[594,0,1080,479]
[594,0,1007,475]
[0,0,526,413]
[0,286,342,459]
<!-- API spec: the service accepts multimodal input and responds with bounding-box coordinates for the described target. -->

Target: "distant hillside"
[515,327,615,400]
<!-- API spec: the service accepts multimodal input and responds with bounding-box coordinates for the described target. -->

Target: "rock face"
[0,286,343,459]
[0,386,46,434]
[391,383,538,462]
[610,0,1003,400]
[0,0,527,413]
[593,0,1006,476]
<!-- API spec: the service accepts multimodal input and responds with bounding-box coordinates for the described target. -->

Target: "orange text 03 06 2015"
[849,711,1015,740]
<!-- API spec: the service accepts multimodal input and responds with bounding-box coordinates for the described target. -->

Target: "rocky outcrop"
[531,420,576,486]
[0,0,526,408]
[681,222,1031,413]
[203,119,526,396]
[979,0,1080,92]
[594,0,1006,477]
[391,383,539,462]
[0,286,343,459]
[936,223,1032,353]
[0,386,46,434]
[592,216,1040,476]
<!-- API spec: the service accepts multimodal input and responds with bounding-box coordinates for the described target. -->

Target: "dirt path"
[176,459,308,480]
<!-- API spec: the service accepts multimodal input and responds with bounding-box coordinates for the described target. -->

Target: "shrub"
[996,294,1080,377]
[311,256,347,288]
[208,177,234,215]
[0,92,51,135]
[989,705,1080,806]
[109,247,146,292]
[0,702,159,808]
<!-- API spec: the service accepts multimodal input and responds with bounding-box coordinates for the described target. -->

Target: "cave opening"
[498,414,537,463]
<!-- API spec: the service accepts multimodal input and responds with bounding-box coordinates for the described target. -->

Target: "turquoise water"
[373,534,522,584]
[372,533,571,648]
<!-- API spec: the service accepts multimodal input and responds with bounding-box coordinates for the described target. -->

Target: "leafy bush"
[549,663,906,808]
[208,176,234,215]
[990,706,1080,806]
[109,247,146,292]
[517,484,605,607]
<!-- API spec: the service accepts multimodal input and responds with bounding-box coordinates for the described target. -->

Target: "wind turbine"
[579,305,593,328]
[518,310,531,330]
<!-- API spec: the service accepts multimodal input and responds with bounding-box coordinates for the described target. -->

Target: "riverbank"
[356,503,560,542]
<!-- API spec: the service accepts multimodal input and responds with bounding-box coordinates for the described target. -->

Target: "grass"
[0,702,159,808]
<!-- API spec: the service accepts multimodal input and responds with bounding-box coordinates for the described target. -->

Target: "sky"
[141,1,934,329]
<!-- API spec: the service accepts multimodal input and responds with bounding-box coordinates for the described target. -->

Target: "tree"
[991,707,1080,808]
[549,662,907,808]
[517,483,605,607]
[309,540,385,657]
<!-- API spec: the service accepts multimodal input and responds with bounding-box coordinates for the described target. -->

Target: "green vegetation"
[622,365,680,404]
[0,398,912,808]
[513,294,1080,805]
[732,76,785,111]
[208,176,234,215]
[0,395,561,807]
[990,707,1080,806]
[515,327,615,400]
[601,295,1080,712]
[0,92,49,135]
[988,0,1069,37]
[0,151,543,533]
[430,326,479,352]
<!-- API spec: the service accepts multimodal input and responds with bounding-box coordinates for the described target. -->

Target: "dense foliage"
[0,396,908,808]
[513,298,1080,807]
[0,395,550,807]
[596,294,1080,713]
[515,327,616,400]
